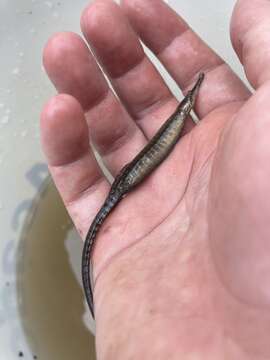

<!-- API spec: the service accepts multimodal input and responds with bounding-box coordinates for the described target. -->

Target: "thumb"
[209,82,270,308]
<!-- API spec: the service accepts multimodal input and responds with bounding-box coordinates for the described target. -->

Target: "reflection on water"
[16,178,96,360]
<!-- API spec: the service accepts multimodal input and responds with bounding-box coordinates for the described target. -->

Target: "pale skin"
[40,0,270,358]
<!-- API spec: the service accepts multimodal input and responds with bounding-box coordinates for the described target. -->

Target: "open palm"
[41,0,270,358]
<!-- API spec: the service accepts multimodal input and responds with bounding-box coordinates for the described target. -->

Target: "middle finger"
[81,0,183,139]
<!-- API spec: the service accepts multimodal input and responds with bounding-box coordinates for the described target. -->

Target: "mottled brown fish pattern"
[82,73,204,318]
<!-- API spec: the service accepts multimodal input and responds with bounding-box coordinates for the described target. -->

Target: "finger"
[43,32,147,176]
[81,0,184,137]
[231,0,270,89]
[121,0,250,117]
[209,81,270,309]
[40,93,110,237]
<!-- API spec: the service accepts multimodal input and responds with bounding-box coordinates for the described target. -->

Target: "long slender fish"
[82,73,204,318]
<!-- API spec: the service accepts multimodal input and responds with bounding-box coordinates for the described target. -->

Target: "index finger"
[121,0,251,117]
[231,0,270,89]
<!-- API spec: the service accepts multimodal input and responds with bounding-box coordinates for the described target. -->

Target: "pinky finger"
[40,94,110,238]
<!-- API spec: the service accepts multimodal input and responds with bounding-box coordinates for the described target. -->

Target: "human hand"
[41,0,270,358]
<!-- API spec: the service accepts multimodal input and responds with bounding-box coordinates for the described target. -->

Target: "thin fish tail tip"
[90,308,95,320]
